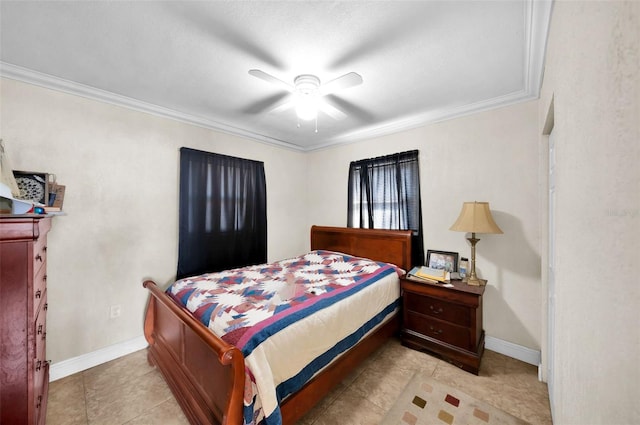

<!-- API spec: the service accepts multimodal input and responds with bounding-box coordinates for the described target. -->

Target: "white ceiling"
[0,1,553,151]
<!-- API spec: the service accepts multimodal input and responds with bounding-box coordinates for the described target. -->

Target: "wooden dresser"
[0,216,52,425]
[400,275,485,374]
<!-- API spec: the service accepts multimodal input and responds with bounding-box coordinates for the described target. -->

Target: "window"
[177,148,267,279]
[347,150,424,266]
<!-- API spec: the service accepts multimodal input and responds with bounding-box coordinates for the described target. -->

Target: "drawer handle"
[37,324,43,334]
[43,246,47,252]
[36,394,42,408]
[36,360,42,371]
[44,303,48,311]
[429,325,443,335]
[35,253,43,262]
[429,305,443,314]
[35,289,42,299]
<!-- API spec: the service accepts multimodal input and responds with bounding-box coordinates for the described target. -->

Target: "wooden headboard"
[310,225,413,272]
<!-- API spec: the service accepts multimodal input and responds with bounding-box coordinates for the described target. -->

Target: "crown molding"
[309,88,536,151]
[0,0,552,153]
[525,0,554,94]
[0,62,304,152]
[308,0,554,151]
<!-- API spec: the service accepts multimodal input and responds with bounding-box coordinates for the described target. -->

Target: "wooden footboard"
[143,226,412,425]
[143,280,245,425]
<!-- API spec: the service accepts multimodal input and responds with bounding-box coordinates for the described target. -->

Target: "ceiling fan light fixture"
[249,69,361,125]
[295,94,318,121]
[293,74,321,121]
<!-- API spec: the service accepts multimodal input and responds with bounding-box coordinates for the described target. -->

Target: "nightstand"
[400,275,485,374]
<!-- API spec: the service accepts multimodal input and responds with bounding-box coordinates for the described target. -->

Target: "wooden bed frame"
[143,225,412,425]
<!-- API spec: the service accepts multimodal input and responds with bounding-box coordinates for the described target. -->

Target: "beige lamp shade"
[450,202,503,234]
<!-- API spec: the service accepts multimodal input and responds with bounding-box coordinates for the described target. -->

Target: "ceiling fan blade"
[267,94,295,114]
[249,69,293,92]
[320,72,363,96]
[326,94,376,123]
[319,100,348,120]
[242,92,291,114]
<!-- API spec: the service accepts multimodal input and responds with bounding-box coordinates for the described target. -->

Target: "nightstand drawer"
[405,312,471,349]
[400,275,485,374]
[404,292,470,326]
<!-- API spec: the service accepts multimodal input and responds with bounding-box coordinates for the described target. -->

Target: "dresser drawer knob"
[36,360,42,371]
[35,253,43,262]
[44,303,48,311]
[36,394,42,408]
[35,289,42,299]
[429,325,443,335]
[429,305,443,314]
[37,324,43,334]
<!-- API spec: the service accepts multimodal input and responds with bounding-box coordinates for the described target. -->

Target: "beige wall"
[539,2,639,423]
[0,78,309,363]
[307,100,542,350]
[2,76,543,364]
[4,4,638,421]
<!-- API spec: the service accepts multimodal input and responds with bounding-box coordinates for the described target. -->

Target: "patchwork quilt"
[167,250,403,425]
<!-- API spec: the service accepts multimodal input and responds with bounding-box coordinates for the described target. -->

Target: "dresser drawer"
[404,292,470,327]
[0,217,53,425]
[34,360,49,425]
[33,344,48,421]
[35,291,47,362]
[33,265,47,317]
[33,234,47,275]
[405,312,471,349]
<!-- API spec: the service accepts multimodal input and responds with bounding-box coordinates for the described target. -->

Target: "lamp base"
[464,277,487,286]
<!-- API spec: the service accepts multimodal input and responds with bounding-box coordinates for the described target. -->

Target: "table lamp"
[450,202,502,286]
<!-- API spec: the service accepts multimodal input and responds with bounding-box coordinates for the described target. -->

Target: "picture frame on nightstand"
[426,249,459,272]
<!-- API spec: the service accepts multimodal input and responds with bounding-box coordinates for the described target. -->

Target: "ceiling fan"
[248,69,363,125]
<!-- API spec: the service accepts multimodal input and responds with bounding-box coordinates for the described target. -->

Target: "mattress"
[167,250,403,425]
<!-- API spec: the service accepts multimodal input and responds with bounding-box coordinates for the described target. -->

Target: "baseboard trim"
[49,336,148,382]
[49,334,540,382]
[485,335,541,366]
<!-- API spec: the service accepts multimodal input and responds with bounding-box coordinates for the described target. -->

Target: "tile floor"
[47,338,552,425]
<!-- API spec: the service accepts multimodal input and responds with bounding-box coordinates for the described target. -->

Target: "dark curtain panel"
[347,150,424,267]
[177,148,267,279]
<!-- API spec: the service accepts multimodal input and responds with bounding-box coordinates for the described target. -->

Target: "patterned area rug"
[381,373,530,425]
